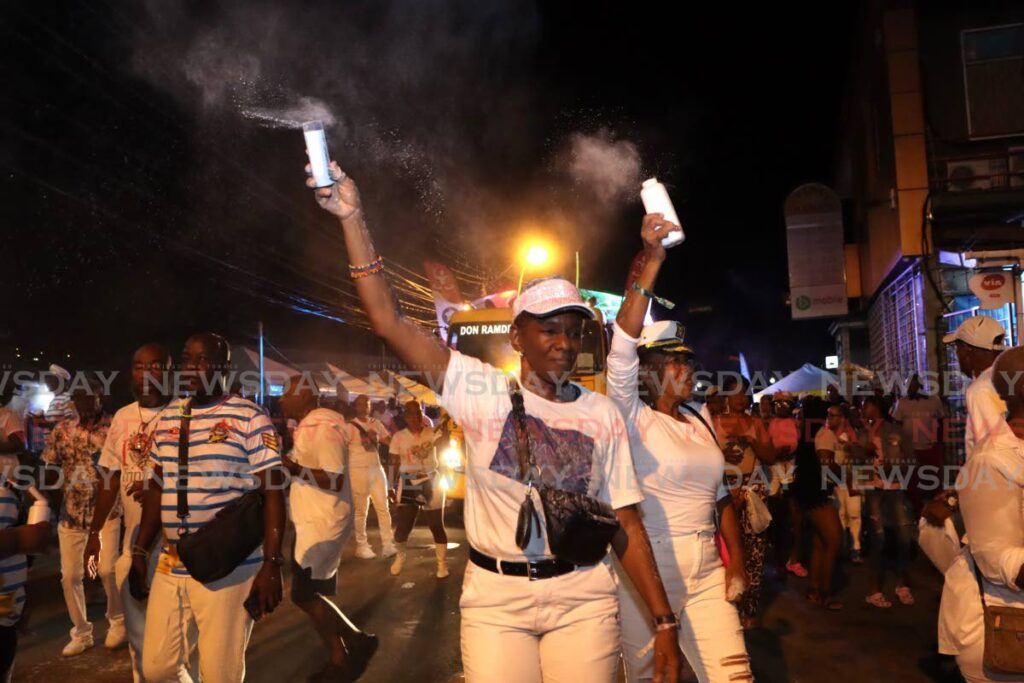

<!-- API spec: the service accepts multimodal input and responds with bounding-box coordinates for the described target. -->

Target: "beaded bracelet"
[349,257,384,279]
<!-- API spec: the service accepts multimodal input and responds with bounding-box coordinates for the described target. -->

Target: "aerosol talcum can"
[303,121,333,188]
[640,178,685,248]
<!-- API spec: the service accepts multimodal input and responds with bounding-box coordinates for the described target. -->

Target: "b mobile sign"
[785,184,848,320]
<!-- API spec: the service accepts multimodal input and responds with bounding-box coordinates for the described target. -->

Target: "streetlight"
[517,240,553,293]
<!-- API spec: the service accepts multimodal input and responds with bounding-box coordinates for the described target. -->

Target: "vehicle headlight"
[441,441,462,470]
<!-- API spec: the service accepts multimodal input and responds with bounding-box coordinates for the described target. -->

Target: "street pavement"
[12,522,963,682]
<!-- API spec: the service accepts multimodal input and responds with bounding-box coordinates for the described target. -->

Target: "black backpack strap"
[506,377,536,484]
[176,399,193,537]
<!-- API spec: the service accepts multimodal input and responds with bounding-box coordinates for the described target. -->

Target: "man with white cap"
[308,160,682,682]
[913,320,1010,681]
[943,315,1009,460]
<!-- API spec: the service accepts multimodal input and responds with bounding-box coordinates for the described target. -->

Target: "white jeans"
[57,519,123,640]
[349,464,394,548]
[115,540,195,683]
[142,564,257,683]
[618,532,751,683]
[460,560,621,682]
[956,638,1024,683]
[834,488,863,551]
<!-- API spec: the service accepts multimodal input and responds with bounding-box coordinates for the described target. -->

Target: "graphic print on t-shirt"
[489,413,595,494]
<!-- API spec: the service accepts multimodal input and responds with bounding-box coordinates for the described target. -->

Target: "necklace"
[127,401,170,466]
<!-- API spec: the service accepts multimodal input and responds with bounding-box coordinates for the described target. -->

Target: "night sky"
[1,0,858,379]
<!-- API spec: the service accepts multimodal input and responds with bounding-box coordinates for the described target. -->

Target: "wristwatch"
[654,613,679,630]
[265,554,285,567]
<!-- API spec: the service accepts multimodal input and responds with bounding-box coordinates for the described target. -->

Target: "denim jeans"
[865,489,915,587]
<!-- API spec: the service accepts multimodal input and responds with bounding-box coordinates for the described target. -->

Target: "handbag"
[174,399,266,584]
[508,378,620,566]
[970,550,1024,674]
[743,488,773,534]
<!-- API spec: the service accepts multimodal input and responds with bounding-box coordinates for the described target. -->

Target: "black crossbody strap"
[176,399,193,536]
[679,402,718,445]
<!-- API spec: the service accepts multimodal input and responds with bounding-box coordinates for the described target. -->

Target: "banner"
[423,261,464,335]
[785,184,848,319]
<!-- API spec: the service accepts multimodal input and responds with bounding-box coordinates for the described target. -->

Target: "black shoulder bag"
[509,379,620,566]
[175,399,266,584]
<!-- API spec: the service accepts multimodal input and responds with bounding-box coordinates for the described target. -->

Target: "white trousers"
[115,541,195,683]
[142,564,257,683]
[956,638,1024,683]
[834,488,863,551]
[618,532,751,683]
[349,464,394,548]
[57,519,123,640]
[460,560,621,682]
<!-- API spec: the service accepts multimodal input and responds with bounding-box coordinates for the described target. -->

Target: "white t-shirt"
[892,394,944,450]
[99,402,163,552]
[289,408,352,580]
[441,350,643,561]
[344,417,389,469]
[606,324,726,536]
[965,366,1009,460]
[958,428,1024,611]
[390,427,439,474]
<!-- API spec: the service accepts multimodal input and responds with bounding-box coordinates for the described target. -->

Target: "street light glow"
[525,244,550,267]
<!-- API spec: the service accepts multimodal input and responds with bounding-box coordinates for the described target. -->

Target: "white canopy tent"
[326,363,393,401]
[754,363,840,401]
[385,370,441,407]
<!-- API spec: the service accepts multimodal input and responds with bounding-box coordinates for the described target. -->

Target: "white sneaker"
[105,623,127,649]
[381,544,398,559]
[62,636,94,657]
[355,545,377,560]
[390,546,406,576]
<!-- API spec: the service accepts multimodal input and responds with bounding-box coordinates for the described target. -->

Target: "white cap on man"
[942,316,1007,351]
[512,278,595,320]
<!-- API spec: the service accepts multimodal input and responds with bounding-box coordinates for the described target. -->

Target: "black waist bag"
[509,379,619,566]
[174,400,265,584]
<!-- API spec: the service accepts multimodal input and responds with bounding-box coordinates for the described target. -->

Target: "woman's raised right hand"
[307,160,362,221]
[640,213,679,262]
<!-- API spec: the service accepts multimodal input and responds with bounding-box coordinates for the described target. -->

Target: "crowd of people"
[0,162,1018,683]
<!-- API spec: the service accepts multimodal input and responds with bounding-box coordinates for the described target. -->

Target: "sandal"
[865,592,892,608]
[895,585,915,606]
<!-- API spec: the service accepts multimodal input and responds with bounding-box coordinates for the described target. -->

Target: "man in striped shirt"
[129,333,286,683]
[0,476,31,680]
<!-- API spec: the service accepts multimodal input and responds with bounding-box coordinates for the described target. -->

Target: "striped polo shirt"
[0,480,26,626]
[149,396,281,578]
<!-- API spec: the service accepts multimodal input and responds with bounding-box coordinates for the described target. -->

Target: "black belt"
[469,547,577,581]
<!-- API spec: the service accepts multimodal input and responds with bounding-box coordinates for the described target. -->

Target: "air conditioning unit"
[946,157,1009,191]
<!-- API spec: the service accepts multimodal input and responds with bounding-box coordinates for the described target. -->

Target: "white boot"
[390,543,407,576]
[435,543,449,579]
